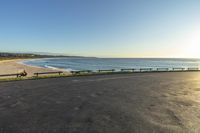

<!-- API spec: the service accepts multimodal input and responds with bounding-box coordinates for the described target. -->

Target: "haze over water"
[23,58,200,71]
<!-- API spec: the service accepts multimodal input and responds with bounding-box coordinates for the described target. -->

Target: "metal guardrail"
[172,68,185,71]
[70,67,200,75]
[188,68,199,71]
[156,68,169,71]
[98,69,115,73]
[34,71,63,77]
[71,70,92,74]
[121,69,135,72]
[1,67,199,79]
[0,73,22,78]
[139,68,153,72]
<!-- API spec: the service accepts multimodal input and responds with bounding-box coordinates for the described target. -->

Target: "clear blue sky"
[0,0,200,58]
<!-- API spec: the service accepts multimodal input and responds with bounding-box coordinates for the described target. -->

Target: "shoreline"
[1,58,200,79]
[0,59,70,77]
[18,59,51,69]
[19,58,71,72]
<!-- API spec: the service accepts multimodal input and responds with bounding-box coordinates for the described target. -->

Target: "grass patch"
[0,74,70,82]
[1,70,199,82]
[0,72,123,82]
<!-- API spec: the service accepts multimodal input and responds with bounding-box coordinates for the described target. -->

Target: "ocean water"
[22,58,200,71]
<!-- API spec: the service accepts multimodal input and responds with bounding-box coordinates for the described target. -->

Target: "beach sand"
[0,59,69,77]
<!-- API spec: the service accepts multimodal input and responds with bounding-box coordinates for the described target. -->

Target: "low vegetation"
[0,52,53,61]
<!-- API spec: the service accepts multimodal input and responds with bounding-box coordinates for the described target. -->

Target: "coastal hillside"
[0,52,90,61]
[0,52,50,60]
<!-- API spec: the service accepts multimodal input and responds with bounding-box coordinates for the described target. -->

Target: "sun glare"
[183,31,200,58]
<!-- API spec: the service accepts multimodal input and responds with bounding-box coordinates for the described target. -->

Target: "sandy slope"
[0,59,68,77]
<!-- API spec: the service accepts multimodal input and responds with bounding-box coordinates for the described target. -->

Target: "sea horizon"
[22,57,200,72]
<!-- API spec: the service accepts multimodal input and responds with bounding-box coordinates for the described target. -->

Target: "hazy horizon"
[1,0,200,58]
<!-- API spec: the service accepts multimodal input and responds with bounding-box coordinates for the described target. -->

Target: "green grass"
[1,70,199,82]
[0,74,69,82]
[0,72,123,82]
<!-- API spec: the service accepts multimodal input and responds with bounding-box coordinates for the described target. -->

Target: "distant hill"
[0,52,96,60]
[0,52,51,58]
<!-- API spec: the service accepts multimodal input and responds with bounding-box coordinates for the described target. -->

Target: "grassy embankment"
[0,71,129,82]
